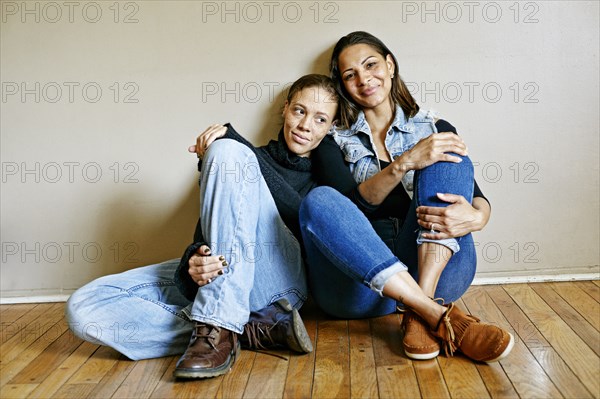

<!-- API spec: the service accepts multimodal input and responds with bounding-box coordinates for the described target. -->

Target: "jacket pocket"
[340,141,374,163]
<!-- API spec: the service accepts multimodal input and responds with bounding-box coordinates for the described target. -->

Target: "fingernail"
[219,255,225,261]
[218,270,224,275]
[203,247,210,254]
[222,261,228,267]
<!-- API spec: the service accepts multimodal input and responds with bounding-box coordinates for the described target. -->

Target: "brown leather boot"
[239,298,313,353]
[432,303,514,363]
[173,322,240,379]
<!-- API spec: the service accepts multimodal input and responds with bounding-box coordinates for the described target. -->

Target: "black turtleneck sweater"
[175,123,316,301]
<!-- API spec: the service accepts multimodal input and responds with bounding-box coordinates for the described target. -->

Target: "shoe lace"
[243,321,278,349]
[243,321,288,361]
[431,297,445,305]
[441,305,457,356]
[439,303,479,357]
[194,323,221,350]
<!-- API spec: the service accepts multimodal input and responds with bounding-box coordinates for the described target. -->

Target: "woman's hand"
[416,193,489,239]
[396,132,468,172]
[188,124,227,158]
[188,245,228,286]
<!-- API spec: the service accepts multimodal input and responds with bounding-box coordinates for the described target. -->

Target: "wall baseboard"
[1,294,72,305]
[1,274,598,304]
[472,273,599,285]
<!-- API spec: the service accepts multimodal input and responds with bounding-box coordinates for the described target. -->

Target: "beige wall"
[1,0,598,300]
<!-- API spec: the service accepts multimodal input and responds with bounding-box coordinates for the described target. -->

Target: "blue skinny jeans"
[299,156,476,319]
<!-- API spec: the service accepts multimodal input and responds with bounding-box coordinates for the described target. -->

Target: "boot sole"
[484,332,515,363]
[275,298,313,353]
[291,308,313,353]
[173,341,241,379]
[404,348,440,360]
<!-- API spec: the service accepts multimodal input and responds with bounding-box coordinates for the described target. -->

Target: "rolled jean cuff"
[416,230,460,254]
[368,261,408,297]
[188,314,244,335]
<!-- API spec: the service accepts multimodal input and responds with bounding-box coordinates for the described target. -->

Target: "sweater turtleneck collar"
[263,129,312,172]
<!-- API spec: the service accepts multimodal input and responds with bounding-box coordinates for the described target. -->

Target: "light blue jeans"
[66,139,307,360]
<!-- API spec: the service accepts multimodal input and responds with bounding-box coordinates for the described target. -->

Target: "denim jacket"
[331,106,437,198]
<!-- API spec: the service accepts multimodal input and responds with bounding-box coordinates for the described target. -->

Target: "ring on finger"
[430,223,436,233]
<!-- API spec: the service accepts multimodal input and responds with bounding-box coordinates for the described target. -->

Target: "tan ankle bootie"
[402,309,440,360]
[432,303,514,363]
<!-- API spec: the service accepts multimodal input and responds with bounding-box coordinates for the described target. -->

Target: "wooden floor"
[1,281,599,398]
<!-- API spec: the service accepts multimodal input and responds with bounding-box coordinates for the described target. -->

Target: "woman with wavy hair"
[300,31,513,363]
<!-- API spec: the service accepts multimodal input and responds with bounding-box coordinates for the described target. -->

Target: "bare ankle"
[418,302,446,329]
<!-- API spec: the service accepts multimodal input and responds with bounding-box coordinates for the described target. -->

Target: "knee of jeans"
[300,186,339,220]
[65,283,98,322]
[204,138,254,164]
[421,152,473,176]
[65,287,97,341]
[65,279,122,328]
[446,153,474,176]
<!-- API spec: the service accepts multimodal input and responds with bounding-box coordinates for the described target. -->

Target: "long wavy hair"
[330,31,419,128]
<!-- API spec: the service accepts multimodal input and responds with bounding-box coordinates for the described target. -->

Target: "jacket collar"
[334,105,421,137]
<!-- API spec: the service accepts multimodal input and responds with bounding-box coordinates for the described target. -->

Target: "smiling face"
[282,86,338,158]
[338,43,395,111]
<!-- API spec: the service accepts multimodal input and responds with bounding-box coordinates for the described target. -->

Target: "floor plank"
[283,317,317,399]
[504,284,600,396]
[8,329,83,385]
[0,304,38,325]
[26,341,99,398]
[348,319,378,398]
[65,345,122,385]
[110,356,172,398]
[574,280,600,303]
[0,383,38,399]
[218,351,255,399]
[1,303,60,345]
[371,314,420,399]
[86,354,137,398]
[311,320,350,399]
[530,283,600,356]
[463,286,563,399]
[243,351,290,398]
[50,382,97,399]
[150,355,224,399]
[436,298,491,399]
[486,285,592,398]
[413,359,450,399]
[1,281,599,399]
[0,320,72,389]
[474,362,519,399]
[548,282,600,330]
